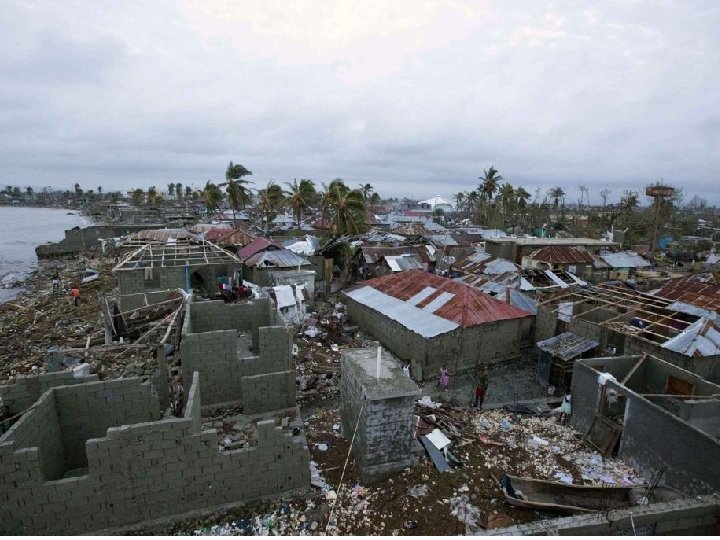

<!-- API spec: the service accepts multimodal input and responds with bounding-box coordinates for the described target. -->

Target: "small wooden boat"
[501,474,683,513]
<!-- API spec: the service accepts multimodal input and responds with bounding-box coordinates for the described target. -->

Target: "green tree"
[515,186,531,209]
[167,183,175,198]
[109,191,119,204]
[258,181,285,231]
[479,166,502,201]
[548,186,566,208]
[185,185,193,198]
[358,183,374,202]
[369,192,382,211]
[73,183,83,197]
[147,186,159,207]
[220,161,253,224]
[320,179,368,236]
[286,178,317,229]
[202,181,223,214]
[175,182,183,200]
[131,188,144,207]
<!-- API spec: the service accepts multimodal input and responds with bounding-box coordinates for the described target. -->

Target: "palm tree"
[466,190,480,222]
[369,192,382,211]
[358,183,374,202]
[175,182,183,200]
[220,161,253,224]
[167,183,175,198]
[73,183,83,197]
[185,185,192,198]
[321,179,368,236]
[202,181,223,214]
[453,192,466,214]
[548,187,566,208]
[515,186,531,209]
[258,181,285,231]
[498,183,516,229]
[147,186,159,207]
[286,178,317,229]
[131,188,144,207]
[97,186,102,198]
[479,166,503,201]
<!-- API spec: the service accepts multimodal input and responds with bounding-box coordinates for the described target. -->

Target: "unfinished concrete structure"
[571,354,720,496]
[0,372,309,534]
[343,270,534,380]
[114,239,241,312]
[536,282,720,383]
[340,346,420,483]
[180,298,296,413]
[35,223,167,258]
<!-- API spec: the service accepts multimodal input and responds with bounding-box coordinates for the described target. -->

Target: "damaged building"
[343,270,534,380]
[536,282,720,383]
[179,298,297,413]
[113,239,241,312]
[0,371,310,534]
[571,354,720,496]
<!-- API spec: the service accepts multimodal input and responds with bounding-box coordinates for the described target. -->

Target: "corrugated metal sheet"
[244,249,310,268]
[238,237,278,260]
[345,269,531,328]
[385,254,425,272]
[656,273,720,313]
[537,332,599,361]
[600,251,651,269]
[361,246,434,265]
[345,286,459,337]
[125,229,199,243]
[528,246,595,264]
[662,314,720,357]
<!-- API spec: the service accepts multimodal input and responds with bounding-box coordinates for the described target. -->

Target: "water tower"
[646,184,675,255]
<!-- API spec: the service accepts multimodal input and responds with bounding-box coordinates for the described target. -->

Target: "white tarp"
[273,285,297,309]
[545,270,569,289]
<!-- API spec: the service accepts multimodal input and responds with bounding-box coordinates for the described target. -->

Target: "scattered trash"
[407,484,429,499]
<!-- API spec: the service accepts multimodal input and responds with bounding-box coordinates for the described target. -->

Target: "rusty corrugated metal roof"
[527,246,595,265]
[657,273,720,313]
[346,269,532,328]
[238,237,279,260]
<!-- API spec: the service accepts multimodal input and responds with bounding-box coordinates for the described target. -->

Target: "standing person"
[402,363,411,378]
[474,367,489,408]
[558,392,572,424]
[51,272,60,294]
[439,366,450,391]
[70,285,81,307]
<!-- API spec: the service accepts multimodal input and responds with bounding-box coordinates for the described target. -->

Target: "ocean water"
[0,206,87,303]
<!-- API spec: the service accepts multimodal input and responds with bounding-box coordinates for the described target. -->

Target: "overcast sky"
[1,0,718,205]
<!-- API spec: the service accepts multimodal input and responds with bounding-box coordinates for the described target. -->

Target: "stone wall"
[340,347,420,483]
[35,224,166,258]
[0,373,310,535]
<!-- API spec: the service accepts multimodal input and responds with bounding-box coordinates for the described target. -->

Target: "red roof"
[237,237,278,260]
[354,269,532,326]
[527,246,595,265]
[204,226,234,242]
[657,273,720,312]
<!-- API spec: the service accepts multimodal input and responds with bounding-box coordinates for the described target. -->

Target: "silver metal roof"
[345,286,459,338]
[600,251,651,269]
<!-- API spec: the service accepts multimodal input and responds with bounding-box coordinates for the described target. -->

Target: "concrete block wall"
[0,371,98,414]
[180,299,293,412]
[0,374,310,535]
[571,359,720,496]
[1,390,65,481]
[241,371,296,414]
[53,379,161,469]
[181,329,244,405]
[341,347,420,483]
[345,296,529,381]
[535,305,558,343]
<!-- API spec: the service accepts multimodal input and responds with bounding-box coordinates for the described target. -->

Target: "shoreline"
[0,207,91,305]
